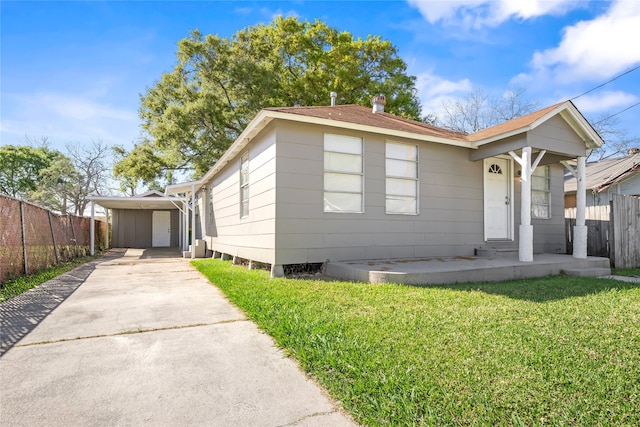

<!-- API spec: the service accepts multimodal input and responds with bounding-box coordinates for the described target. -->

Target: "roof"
[564,152,640,193]
[265,105,468,141]
[467,102,563,142]
[89,195,186,210]
[166,100,603,195]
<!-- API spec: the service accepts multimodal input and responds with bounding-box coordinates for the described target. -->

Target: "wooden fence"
[565,194,640,268]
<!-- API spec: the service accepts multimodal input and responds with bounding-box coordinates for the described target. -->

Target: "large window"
[324,134,363,213]
[386,142,418,214]
[240,152,249,218]
[532,165,550,219]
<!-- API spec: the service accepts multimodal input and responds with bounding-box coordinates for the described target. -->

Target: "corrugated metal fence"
[565,194,640,268]
[0,194,107,284]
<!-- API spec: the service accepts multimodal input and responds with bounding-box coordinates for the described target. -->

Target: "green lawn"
[194,259,640,426]
[613,267,640,277]
[0,256,96,303]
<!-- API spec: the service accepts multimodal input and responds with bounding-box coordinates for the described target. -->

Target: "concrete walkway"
[0,248,356,426]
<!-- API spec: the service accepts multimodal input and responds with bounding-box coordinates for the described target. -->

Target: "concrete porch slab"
[325,254,611,285]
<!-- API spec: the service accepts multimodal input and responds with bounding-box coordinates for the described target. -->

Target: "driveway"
[0,248,355,426]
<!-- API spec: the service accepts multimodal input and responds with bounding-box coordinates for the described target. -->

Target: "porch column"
[191,183,196,258]
[518,147,533,262]
[574,156,588,259]
[90,201,95,256]
[183,200,189,251]
[105,208,110,249]
[509,147,545,262]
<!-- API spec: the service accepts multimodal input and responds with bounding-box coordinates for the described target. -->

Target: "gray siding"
[274,121,485,265]
[112,209,180,248]
[204,126,277,263]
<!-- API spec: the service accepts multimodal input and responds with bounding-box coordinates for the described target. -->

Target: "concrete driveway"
[0,248,356,426]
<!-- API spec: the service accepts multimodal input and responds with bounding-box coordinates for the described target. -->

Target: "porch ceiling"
[89,196,185,210]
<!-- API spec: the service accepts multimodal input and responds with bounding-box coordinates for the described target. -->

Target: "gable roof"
[265,105,468,141]
[166,100,603,196]
[564,152,640,193]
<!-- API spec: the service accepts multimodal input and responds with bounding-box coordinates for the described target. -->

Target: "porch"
[325,254,610,285]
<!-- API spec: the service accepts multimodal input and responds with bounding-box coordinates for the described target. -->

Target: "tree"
[116,16,422,185]
[438,86,539,134]
[63,140,112,215]
[0,145,60,198]
[587,113,640,161]
[3,139,113,215]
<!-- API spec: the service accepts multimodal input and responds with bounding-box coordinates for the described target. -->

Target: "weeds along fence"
[566,194,640,268]
[0,194,107,284]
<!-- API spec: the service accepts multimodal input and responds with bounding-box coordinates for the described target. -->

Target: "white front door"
[484,157,512,240]
[152,211,171,247]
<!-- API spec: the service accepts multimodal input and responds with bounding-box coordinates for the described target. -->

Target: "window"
[386,142,418,214]
[324,134,363,213]
[240,152,249,218]
[208,187,214,225]
[532,165,550,219]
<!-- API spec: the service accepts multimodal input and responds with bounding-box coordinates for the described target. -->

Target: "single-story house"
[164,97,602,277]
[565,148,640,207]
[88,190,185,249]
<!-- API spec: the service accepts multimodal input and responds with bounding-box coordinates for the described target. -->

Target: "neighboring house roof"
[564,152,640,193]
[167,100,603,196]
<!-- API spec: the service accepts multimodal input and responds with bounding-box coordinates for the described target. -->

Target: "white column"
[191,184,196,259]
[105,208,110,249]
[90,201,95,256]
[574,156,588,259]
[519,147,533,262]
[183,200,189,251]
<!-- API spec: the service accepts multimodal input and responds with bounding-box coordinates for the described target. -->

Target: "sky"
[2,0,639,157]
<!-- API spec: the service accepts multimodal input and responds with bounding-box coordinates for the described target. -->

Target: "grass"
[612,267,640,277]
[194,259,640,426]
[0,256,96,303]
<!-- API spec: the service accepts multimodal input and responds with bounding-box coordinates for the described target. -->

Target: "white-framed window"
[532,165,550,219]
[385,142,418,215]
[323,134,363,213]
[240,152,249,218]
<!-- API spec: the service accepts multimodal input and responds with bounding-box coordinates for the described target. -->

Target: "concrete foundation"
[326,254,611,285]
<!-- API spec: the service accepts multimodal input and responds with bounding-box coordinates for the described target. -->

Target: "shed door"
[152,211,171,247]
[484,158,512,240]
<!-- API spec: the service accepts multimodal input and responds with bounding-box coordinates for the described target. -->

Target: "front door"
[484,157,512,240]
[152,211,171,247]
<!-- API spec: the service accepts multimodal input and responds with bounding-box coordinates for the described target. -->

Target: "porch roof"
[88,195,185,210]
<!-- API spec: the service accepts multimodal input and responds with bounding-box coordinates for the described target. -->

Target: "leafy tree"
[0,145,59,198]
[30,153,79,214]
[116,16,422,185]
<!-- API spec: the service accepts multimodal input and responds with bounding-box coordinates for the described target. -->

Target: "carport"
[88,191,187,253]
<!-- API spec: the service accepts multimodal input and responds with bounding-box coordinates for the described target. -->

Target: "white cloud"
[1,92,139,150]
[531,0,640,82]
[415,71,473,115]
[572,90,638,114]
[407,0,578,28]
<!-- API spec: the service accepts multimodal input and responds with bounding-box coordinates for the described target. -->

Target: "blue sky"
[2,0,639,155]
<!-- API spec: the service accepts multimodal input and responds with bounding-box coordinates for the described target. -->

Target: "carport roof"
[89,195,186,210]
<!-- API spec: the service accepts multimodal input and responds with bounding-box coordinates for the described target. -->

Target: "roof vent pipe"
[371,94,386,114]
[330,91,337,106]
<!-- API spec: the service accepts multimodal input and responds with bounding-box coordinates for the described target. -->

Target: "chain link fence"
[0,194,107,284]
